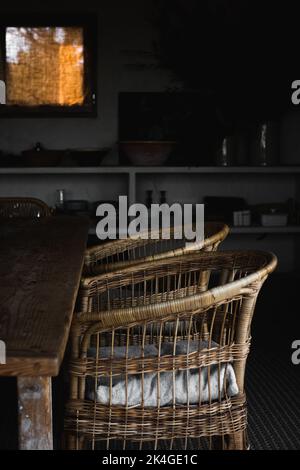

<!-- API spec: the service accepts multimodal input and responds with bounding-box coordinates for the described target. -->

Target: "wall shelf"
[87,224,300,236]
[1,165,300,175]
[0,164,298,270]
[230,225,300,234]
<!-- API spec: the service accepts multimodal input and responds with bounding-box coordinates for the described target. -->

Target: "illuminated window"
[0,15,96,115]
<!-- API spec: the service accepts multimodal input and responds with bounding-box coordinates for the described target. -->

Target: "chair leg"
[227,430,247,450]
[65,434,85,450]
[65,434,76,450]
[212,436,225,450]
[77,436,85,450]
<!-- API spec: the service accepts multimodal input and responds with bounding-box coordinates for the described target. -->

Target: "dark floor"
[245,271,300,449]
[1,273,300,450]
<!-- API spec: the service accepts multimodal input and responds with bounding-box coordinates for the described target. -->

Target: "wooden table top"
[0,216,89,377]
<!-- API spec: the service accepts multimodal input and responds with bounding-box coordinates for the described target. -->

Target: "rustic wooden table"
[0,216,89,450]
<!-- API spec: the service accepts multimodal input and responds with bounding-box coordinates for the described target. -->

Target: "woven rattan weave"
[65,250,277,450]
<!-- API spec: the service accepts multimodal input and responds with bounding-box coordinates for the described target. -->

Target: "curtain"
[5,27,84,106]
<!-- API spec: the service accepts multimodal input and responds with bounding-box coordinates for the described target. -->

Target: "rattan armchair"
[83,222,229,275]
[0,197,52,218]
[65,250,277,450]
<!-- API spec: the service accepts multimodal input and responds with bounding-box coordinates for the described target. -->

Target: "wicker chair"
[84,222,229,276]
[0,197,52,218]
[65,250,277,450]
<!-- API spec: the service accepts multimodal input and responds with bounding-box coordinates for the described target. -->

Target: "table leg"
[17,376,53,450]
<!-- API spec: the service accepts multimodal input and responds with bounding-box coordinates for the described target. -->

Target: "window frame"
[0,13,97,117]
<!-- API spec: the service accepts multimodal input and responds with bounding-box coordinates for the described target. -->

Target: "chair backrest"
[74,250,277,392]
[0,197,52,218]
[84,222,229,275]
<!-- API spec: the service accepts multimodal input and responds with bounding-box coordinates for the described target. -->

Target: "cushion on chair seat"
[87,340,239,407]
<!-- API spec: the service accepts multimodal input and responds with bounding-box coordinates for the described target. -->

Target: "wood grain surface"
[18,376,52,450]
[0,216,89,377]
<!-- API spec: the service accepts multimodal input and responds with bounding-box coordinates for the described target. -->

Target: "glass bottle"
[250,121,280,166]
[56,189,65,210]
[146,190,153,209]
[215,136,235,166]
[160,190,167,204]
